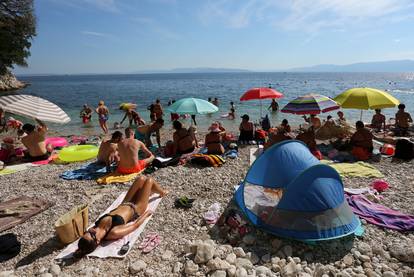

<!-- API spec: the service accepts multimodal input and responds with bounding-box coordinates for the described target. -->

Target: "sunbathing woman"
[76,176,168,255]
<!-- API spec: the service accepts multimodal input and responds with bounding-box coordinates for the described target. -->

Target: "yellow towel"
[96,170,144,184]
[322,160,383,178]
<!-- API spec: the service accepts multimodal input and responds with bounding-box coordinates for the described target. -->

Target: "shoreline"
[0,127,413,276]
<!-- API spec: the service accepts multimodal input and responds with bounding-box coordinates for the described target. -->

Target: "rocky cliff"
[0,71,27,91]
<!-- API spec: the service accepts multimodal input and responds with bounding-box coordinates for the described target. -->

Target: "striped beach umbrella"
[281,94,340,115]
[0,94,71,124]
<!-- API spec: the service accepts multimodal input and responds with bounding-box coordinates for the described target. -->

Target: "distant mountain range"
[132,67,251,74]
[289,59,414,72]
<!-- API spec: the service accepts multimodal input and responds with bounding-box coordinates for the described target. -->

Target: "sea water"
[13,72,414,136]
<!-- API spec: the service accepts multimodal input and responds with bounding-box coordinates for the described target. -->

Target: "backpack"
[394,139,414,161]
[0,233,21,262]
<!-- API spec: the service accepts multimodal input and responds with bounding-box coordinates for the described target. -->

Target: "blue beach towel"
[60,162,114,180]
[224,149,238,159]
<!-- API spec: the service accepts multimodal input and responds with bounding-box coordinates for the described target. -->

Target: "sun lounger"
[55,192,161,259]
[0,197,52,232]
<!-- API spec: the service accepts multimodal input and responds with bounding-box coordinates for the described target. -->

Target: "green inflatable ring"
[58,145,99,162]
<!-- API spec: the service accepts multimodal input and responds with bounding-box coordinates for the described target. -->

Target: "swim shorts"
[117,160,147,174]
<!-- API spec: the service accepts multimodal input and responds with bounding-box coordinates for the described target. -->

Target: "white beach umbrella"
[0,94,71,124]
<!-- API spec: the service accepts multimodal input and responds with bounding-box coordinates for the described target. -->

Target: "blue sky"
[14,0,414,74]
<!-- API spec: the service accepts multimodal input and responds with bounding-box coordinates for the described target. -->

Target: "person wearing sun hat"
[205,122,225,154]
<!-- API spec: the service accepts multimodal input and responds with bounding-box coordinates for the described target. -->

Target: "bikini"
[94,203,140,233]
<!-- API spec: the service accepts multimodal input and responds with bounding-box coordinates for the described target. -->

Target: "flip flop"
[174,197,195,209]
[138,232,157,250]
[142,234,162,254]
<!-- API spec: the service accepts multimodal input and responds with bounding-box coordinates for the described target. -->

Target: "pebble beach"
[0,128,413,277]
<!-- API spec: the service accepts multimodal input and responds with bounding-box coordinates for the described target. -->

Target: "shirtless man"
[370,109,386,132]
[153,99,163,120]
[21,119,51,162]
[135,118,164,148]
[395,104,413,136]
[97,131,123,166]
[117,127,154,174]
[350,121,373,160]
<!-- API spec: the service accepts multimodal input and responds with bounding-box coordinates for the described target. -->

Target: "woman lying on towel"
[76,176,168,255]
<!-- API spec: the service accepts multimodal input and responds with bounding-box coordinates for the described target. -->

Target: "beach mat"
[0,163,34,176]
[31,153,59,165]
[96,170,144,184]
[322,161,383,178]
[55,192,162,259]
[0,197,52,232]
[60,162,113,180]
[346,193,414,231]
[249,147,263,165]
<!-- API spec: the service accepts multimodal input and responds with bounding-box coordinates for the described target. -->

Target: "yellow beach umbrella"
[334,87,400,119]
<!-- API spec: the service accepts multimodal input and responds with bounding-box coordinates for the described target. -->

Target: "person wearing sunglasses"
[76,176,168,255]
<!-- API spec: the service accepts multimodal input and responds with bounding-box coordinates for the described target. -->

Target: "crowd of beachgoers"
[0,96,413,277]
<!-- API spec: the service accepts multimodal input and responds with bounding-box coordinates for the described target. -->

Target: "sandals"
[138,232,162,254]
[174,197,195,209]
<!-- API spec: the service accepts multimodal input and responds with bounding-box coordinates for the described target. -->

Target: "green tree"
[0,0,36,75]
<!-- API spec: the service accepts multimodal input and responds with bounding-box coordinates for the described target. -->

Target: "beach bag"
[394,139,414,161]
[152,156,181,168]
[0,233,21,262]
[54,204,88,244]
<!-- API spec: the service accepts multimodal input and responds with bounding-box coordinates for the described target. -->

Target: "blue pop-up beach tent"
[235,140,360,241]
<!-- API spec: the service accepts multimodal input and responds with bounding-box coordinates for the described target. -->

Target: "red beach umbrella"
[240,87,284,117]
[240,87,284,101]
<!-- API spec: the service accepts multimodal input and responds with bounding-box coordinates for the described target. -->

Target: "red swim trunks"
[117,160,147,174]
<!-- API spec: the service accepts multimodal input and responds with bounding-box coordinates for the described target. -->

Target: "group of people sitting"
[97,127,158,174]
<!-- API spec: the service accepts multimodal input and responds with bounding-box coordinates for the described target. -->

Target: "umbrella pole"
[260,99,263,118]
[360,110,363,121]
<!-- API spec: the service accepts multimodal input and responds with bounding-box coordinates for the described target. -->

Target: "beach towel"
[224,149,238,159]
[346,194,414,231]
[55,192,161,259]
[249,146,264,165]
[0,163,34,176]
[96,170,144,185]
[60,162,114,180]
[322,160,383,178]
[190,154,225,167]
[31,153,59,165]
[0,196,52,232]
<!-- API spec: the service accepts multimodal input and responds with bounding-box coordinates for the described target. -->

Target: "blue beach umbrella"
[165,97,218,115]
